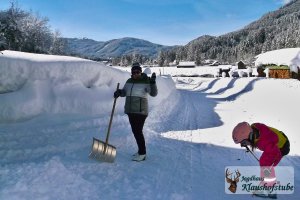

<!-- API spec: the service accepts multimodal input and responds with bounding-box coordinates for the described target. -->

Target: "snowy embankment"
[0,50,175,122]
[0,50,299,200]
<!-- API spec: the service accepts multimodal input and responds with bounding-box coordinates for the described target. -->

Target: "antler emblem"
[226,168,241,193]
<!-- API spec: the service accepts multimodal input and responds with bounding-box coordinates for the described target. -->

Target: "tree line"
[1,0,299,66]
[0,2,64,54]
[156,0,300,66]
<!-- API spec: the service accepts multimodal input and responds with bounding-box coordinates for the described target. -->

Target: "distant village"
[104,48,300,80]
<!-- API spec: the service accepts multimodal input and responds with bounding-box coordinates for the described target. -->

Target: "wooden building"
[177,61,196,68]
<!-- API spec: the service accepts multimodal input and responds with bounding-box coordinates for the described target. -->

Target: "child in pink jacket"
[232,122,290,198]
[232,122,290,164]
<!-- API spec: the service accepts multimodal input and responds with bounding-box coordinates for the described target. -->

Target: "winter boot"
[132,154,146,162]
[253,190,268,198]
[253,192,277,199]
[132,152,139,157]
[267,193,277,199]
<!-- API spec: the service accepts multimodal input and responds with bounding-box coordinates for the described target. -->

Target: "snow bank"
[0,51,176,122]
[0,50,124,92]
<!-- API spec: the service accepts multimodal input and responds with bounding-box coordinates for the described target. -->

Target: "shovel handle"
[103,83,120,151]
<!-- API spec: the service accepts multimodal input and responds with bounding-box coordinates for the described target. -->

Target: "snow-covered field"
[115,65,233,77]
[0,50,299,200]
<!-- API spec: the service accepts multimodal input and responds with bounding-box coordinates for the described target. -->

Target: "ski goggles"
[240,131,254,147]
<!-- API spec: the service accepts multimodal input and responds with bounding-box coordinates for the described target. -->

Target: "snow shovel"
[89,83,119,163]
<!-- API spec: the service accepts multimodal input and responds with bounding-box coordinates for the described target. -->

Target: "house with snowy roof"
[254,48,300,79]
[255,48,300,68]
[177,61,196,68]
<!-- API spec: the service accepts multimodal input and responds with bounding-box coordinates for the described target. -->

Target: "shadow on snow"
[150,78,261,133]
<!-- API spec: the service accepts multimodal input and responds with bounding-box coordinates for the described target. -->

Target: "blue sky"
[0,0,291,46]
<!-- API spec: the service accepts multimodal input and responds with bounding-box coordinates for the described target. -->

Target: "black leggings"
[128,113,147,155]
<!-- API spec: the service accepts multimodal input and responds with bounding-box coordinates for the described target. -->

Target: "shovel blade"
[89,137,116,163]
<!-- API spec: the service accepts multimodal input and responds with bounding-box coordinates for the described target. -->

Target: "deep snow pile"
[0,50,175,122]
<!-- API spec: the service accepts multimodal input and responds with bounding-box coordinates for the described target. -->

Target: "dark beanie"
[131,62,142,72]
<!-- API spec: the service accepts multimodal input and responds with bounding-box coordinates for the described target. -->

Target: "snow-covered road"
[1,77,299,200]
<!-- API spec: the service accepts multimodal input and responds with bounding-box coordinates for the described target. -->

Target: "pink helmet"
[232,122,252,144]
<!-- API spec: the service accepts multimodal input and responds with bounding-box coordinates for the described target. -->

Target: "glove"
[114,89,122,98]
[150,72,156,84]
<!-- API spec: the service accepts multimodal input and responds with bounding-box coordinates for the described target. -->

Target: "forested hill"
[159,0,300,65]
[63,37,173,60]
[2,0,299,66]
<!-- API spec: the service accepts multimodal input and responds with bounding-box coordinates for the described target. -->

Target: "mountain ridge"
[63,0,300,64]
[169,0,300,64]
[63,37,174,59]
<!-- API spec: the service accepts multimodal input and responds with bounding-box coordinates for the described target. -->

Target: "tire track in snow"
[149,88,221,133]
[147,136,194,199]
[146,89,211,198]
